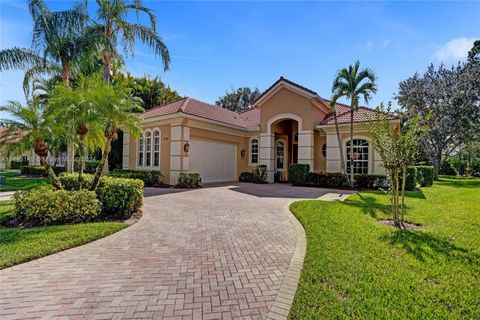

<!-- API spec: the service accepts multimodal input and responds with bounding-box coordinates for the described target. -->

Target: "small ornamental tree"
[367,102,423,228]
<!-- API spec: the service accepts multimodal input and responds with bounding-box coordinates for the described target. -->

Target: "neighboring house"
[123,77,399,184]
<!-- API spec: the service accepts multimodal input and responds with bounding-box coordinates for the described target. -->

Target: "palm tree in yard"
[89,79,143,190]
[0,0,90,91]
[89,0,171,83]
[0,99,63,189]
[327,102,346,175]
[330,60,377,186]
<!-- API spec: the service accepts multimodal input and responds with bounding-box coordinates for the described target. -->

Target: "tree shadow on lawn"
[343,193,393,219]
[436,178,480,189]
[381,229,479,265]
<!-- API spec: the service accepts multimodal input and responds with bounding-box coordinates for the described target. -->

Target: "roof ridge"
[143,97,188,114]
[179,97,190,112]
[187,97,244,117]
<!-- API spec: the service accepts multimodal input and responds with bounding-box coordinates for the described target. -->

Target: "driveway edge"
[265,202,306,320]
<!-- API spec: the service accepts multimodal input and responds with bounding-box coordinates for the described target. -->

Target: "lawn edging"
[266,203,306,320]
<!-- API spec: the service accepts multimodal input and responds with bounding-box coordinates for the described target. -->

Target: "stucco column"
[326,132,341,172]
[259,133,274,183]
[297,130,314,171]
[169,123,190,185]
[122,132,130,169]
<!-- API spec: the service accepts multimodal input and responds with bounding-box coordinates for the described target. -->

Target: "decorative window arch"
[153,130,160,167]
[250,138,259,165]
[345,138,369,174]
[275,139,286,171]
[138,134,144,166]
[145,131,152,166]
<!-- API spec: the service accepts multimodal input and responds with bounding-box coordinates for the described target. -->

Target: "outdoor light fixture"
[184,141,190,153]
[241,149,246,158]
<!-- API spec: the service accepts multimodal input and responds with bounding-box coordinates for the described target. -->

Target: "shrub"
[288,164,310,186]
[59,173,143,217]
[21,165,65,176]
[109,169,163,186]
[74,160,100,174]
[176,172,202,188]
[440,160,458,176]
[13,186,100,226]
[239,165,267,184]
[468,159,480,177]
[400,167,417,191]
[96,176,143,217]
[304,172,349,188]
[354,174,388,189]
[11,159,28,169]
[416,166,434,187]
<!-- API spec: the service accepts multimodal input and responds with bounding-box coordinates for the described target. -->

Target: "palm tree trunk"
[349,106,355,186]
[61,63,69,86]
[39,156,63,190]
[333,111,346,175]
[90,135,113,191]
[78,135,86,186]
[102,51,112,83]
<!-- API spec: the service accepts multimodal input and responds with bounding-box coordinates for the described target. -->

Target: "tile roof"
[142,78,398,129]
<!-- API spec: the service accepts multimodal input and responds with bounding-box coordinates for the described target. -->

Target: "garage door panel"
[189,138,236,183]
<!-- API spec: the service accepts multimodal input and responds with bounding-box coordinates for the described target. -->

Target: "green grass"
[289,177,480,319]
[0,170,50,191]
[0,201,127,269]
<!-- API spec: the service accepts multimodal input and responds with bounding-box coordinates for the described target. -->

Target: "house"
[122,77,399,184]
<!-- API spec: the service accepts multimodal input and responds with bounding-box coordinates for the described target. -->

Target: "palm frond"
[0,48,43,71]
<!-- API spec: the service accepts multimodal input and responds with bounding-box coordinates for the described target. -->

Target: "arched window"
[276,140,285,170]
[138,135,144,166]
[153,130,160,167]
[250,138,258,164]
[322,143,327,158]
[145,131,152,166]
[346,139,369,174]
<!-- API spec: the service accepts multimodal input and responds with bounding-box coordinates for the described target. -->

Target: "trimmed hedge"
[304,172,349,189]
[109,169,163,187]
[13,186,100,226]
[399,167,417,191]
[288,164,310,186]
[354,174,388,189]
[20,165,65,176]
[59,173,143,217]
[176,172,202,188]
[416,166,434,187]
[440,161,458,176]
[74,160,100,174]
[11,160,28,169]
[239,165,267,184]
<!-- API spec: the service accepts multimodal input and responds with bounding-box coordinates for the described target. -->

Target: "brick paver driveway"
[0,183,353,320]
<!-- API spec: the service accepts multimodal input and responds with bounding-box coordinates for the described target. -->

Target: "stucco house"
[122,77,399,184]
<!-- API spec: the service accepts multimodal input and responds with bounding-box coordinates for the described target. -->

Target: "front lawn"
[289,177,480,319]
[0,170,50,191]
[0,201,127,269]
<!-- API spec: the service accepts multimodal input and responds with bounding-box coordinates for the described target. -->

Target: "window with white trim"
[153,130,160,167]
[250,138,258,164]
[346,139,369,174]
[145,131,152,166]
[276,140,285,170]
[138,135,144,166]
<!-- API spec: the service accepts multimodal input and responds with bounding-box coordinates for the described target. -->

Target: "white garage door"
[189,138,236,183]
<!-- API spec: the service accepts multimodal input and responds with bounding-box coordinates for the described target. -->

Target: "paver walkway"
[0,183,354,320]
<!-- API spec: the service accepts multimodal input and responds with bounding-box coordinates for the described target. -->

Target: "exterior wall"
[313,131,326,172]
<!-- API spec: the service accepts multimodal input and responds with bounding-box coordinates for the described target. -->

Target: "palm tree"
[331,60,377,186]
[89,0,171,83]
[48,74,106,183]
[0,0,89,91]
[327,102,346,175]
[89,79,143,190]
[0,99,63,189]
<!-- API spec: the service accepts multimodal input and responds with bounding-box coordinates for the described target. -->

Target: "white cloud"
[383,40,391,48]
[366,40,374,50]
[433,37,476,63]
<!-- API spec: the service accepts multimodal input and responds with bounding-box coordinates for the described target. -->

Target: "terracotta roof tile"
[320,105,399,125]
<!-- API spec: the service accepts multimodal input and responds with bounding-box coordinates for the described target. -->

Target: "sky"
[0,0,479,113]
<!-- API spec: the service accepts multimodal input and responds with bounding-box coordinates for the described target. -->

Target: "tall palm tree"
[331,60,377,186]
[48,74,106,183]
[89,79,143,190]
[0,0,89,92]
[89,0,171,83]
[327,102,346,175]
[0,99,63,189]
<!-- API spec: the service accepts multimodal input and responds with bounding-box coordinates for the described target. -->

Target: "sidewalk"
[0,191,15,201]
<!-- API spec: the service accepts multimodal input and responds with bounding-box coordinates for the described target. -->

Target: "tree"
[215,87,261,112]
[327,102,346,175]
[0,0,90,91]
[397,63,480,178]
[0,99,63,189]
[48,74,106,183]
[88,0,170,83]
[119,73,181,110]
[468,40,480,62]
[368,103,422,228]
[330,60,377,186]
[89,79,143,190]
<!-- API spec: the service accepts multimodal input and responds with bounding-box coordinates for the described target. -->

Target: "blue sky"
[1,0,479,112]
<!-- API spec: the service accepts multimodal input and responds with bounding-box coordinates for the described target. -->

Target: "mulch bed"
[378,219,422,230]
